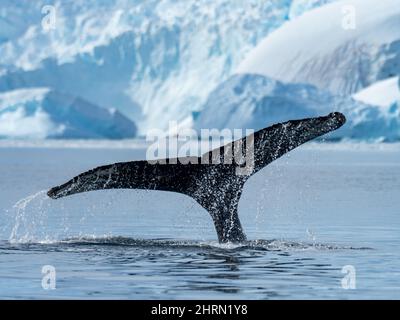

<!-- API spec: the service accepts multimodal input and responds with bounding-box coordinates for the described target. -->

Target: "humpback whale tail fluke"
[48,112,346,243]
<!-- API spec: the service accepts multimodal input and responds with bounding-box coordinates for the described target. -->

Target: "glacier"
[0,88,137,139]
[194,74,400,141]
[237,0,400,96]
[0,0,399,141]
[0,0,336,134]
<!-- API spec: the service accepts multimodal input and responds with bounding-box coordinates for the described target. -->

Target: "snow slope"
[0,88,137,139]
[195,74,400,141]
[353,76,400,108]
[0,0,336,133]
[237,0,400,96]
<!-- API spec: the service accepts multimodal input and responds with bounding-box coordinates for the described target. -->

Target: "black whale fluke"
[48,112,346,243]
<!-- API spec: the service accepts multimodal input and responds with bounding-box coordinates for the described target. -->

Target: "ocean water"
[0,142,399,299]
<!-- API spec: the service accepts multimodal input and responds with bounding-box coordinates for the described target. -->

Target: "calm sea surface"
[0,143,399,299]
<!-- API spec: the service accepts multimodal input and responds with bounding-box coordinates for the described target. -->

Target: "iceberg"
[353,77,400,108]
[194,74,400,141]
[0,88,137,139]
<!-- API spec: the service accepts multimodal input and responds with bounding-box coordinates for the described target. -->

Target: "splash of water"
[306,228,317,243]
[9,190,50,243]
[54,236,370,251]
[7,189,130,244]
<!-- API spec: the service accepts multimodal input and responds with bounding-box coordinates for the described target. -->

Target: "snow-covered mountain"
[0,0,398,141]
[0,0,335,134]
[237,0,400,96]
[195,74,400,141]
[0,88,136,139]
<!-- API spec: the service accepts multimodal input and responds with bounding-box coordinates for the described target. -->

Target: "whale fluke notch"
[48,112,346,243]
